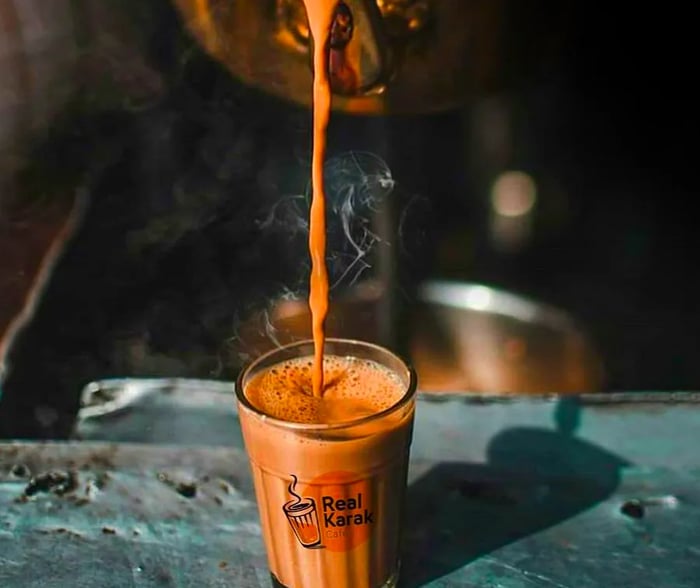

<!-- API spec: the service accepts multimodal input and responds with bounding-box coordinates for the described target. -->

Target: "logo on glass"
[283,475,324,549]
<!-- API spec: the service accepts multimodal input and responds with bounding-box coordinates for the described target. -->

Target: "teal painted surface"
[2,388,700,586]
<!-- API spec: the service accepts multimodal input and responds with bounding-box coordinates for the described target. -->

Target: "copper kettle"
[171,0,507,114]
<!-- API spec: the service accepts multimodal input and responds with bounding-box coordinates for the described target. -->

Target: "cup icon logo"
[284,475,323,549]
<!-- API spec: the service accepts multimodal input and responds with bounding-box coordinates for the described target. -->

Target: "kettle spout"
[324,0,391,96]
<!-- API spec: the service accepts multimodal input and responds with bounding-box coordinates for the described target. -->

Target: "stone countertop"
[1,387,700,587]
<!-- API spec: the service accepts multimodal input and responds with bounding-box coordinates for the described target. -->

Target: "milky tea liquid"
[236,340,417,588]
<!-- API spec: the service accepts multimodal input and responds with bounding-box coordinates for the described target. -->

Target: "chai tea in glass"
[236,338,417,588]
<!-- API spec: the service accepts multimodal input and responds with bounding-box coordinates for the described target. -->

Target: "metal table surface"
[1,382,700,587]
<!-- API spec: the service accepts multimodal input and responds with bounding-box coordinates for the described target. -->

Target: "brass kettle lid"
[171,0,507,114]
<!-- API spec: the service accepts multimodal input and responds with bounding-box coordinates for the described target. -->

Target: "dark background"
[0,2,698,438]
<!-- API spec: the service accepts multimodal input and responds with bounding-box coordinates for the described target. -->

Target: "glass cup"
[235,338,417,588]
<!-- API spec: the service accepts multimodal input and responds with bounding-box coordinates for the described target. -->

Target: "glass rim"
[235,338,418,432]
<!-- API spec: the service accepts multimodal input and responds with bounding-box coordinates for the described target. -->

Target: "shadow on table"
[400,419,630,587]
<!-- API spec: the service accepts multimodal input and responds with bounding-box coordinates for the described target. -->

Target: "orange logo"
[284,472,373,552]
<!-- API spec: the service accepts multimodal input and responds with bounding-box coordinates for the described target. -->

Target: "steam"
[257,193,309,241]
[288,474,302,505]
[312,151,395,289]
[324,151,395,290]
[260,308,282,348]
[252,149,396,291]
[245,151,395,341]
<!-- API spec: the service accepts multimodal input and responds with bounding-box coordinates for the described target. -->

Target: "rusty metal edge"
[416,391,700,406]
[78,378,700,412]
